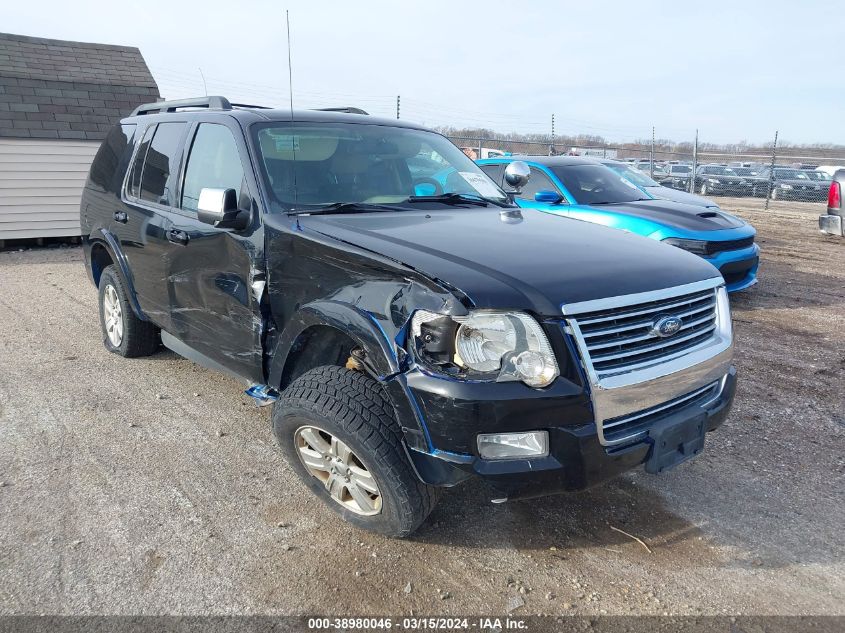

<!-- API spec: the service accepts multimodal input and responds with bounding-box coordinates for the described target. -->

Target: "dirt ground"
[0,198,843,617]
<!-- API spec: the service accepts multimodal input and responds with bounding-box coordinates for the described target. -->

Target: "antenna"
[198,67,208,96]
[285,10,299,219]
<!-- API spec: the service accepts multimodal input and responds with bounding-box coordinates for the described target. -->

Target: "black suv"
[80,97,736,536]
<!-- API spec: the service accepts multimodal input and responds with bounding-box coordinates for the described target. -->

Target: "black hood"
[600,199,746,231]
[297,207,721,316]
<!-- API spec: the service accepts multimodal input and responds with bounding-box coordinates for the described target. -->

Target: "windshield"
[551,164,650,204]
[251,122,507,209]
[774,169,809,180]
[702,166,738,176]
[806,171,828,181]
[606,163,658,187]
[670,165,691,174]
[732,167,755,176]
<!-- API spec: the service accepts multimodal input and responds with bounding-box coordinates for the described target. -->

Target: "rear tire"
[273,365,439,537]
[98,265,159,357]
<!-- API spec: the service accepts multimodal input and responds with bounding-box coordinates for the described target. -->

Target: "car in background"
[730,167,770,197]
[477,156,759,292]
[816,165,845,178]
[805,170,833,187]
[694,165,754,197]
[820,169,845,236]
[632,160,669,180]
[756,167,827,201]
[599,159,719,209]
[660,164,694,191]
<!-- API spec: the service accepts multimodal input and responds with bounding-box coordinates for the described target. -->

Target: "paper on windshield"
[459,172,502,198]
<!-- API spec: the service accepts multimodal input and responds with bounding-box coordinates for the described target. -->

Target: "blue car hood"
[644,185,719,209]
[595,199,745,231]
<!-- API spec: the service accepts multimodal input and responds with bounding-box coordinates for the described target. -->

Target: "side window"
[89,123,136,193]
[138,122,187,206]
[128,124,155,198]
[181,123,246,212]
[518,167,559,201]
[478,163,504,186]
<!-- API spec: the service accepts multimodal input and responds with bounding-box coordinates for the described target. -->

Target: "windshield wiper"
[406,193,509,208]
[286,202,400,216]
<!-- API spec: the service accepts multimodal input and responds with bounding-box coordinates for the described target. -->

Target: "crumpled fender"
[267,299,435,452]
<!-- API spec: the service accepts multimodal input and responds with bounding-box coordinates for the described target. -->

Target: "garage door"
[0,138,99,240]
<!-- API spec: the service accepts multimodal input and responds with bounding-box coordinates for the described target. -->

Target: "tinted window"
[550,164,647,204]
[138,122,187,205]
[608,163,658,187]
[478,163,504,186]
[702,166,737,176]
[774,169,809,180]
[181,124,246,212]
[129,125,155,198]
[518,167,559,200]
[670,165,691,174]
[89,124,136,193]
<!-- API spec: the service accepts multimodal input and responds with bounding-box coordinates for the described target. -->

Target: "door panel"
[164,213,262,381]
[118,121,188,329]
[161,121,264,382]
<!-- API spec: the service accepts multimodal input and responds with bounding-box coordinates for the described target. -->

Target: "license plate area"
[644,413,706,474]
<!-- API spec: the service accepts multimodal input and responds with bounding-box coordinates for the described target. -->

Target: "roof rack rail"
[131,96,233,117]
[230,102,272,110]
[313,107,369,115]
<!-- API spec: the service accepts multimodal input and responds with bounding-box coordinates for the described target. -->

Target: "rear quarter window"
[88,124,136,193]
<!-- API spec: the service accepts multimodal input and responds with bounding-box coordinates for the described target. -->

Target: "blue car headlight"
[662,237,709,256]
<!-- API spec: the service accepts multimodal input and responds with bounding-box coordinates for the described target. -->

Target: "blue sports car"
[477,156,759,292]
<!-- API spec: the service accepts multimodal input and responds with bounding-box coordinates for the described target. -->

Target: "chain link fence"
[447,133,844,211]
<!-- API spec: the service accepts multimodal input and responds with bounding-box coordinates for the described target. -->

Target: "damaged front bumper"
[405,367,736,501]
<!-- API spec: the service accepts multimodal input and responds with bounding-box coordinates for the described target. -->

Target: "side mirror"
[504,161,531,192]
[535,190,563,204]
[197,188,248,230]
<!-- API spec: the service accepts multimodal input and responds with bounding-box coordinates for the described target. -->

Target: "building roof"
[0,32,160,141]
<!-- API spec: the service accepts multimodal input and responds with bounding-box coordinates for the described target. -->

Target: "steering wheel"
[413,177,443,196]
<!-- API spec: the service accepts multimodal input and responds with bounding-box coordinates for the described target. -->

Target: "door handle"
[167,228,190,245]
[113,210,128,224]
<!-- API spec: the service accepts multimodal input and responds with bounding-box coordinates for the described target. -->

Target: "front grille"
[570,288,718,375]
[705,236,754,255]
[603,381,721,444]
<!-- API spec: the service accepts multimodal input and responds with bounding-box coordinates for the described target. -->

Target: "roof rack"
[131,96,233,117]
[313,107,369,115]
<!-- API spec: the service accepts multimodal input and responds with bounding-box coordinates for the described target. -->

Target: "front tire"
[98,265,159,357]
[699,182,708,195]
[272,366,439,537]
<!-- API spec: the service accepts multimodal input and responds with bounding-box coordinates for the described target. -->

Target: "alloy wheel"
[103,284,123,347]
[294,425,382,516]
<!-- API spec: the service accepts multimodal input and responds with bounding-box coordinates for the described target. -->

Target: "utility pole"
[689,129,699,194]
[550,114,555,155]
[765,130,779,210]
[650,126,655,178]
[396,95,400,120]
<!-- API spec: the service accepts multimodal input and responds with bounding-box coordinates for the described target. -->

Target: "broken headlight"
[411,310,559,388]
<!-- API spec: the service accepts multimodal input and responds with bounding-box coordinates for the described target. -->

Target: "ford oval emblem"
[652,315,683,338]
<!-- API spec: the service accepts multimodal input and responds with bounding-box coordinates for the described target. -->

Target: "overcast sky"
[5,0,842,145]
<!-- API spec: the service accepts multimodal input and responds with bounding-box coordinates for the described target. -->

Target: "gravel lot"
[0,199,843,617]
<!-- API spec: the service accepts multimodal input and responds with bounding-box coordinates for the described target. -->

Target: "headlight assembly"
[662,237,709,256]
[411,310,559,388]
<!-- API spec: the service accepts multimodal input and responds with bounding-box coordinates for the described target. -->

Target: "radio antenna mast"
[285,10,300,221]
